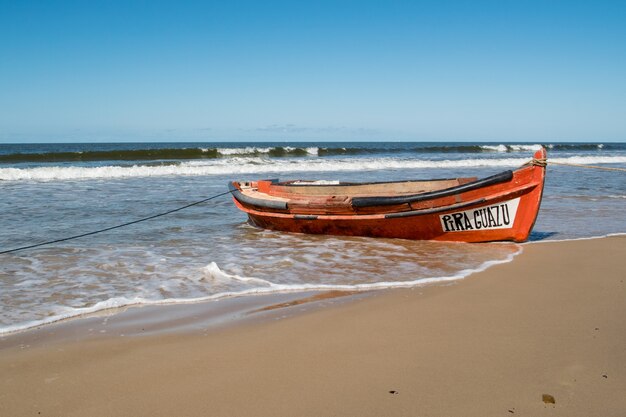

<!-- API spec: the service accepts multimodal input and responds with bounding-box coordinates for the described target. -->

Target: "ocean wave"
[546,143,606,151]
[319,144,545,155]
[480,144,509,152]
[0,252,520,336]
[1,155,625,182]
[0,146,323,163]
[217,147,272,156]
[0,143,616,164]
[478,144,606,153]
[0,148,219,163]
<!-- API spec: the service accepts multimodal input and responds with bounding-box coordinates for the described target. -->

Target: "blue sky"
[1,0,625,143]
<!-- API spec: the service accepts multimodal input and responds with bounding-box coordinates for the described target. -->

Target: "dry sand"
[1,236,625,416]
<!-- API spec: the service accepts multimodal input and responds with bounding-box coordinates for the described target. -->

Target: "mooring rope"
[0,189,234,255]
[532,157,626,172]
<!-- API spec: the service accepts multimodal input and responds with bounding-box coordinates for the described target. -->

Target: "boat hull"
[230,149,546,243]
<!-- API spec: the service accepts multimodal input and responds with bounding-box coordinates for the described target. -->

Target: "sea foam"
[1,155,624,182]
[0,251,521,336]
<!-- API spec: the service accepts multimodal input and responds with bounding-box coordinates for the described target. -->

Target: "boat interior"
[267,177,479,197]
[232,169,517,211]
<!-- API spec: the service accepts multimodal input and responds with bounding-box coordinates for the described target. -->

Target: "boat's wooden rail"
[228,182,289,210]
[269,178,477,196]
[231,169,521,215]
[351,170,514,207]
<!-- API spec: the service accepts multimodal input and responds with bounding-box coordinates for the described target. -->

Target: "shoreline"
[0,288,371,351]
[1,235,625,416]
[0,240,525,341]
[1,233,622,343]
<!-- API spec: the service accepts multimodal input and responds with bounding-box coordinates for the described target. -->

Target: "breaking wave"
[0,143,613,164]
[1,155,625,182]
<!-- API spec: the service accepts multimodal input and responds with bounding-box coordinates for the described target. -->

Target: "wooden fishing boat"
[228,147,547,243]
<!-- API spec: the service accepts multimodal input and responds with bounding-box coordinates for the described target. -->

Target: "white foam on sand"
[0,249,522,336]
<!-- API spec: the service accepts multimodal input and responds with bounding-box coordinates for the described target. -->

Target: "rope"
[532,158,626,172]
[0,189,234,255]
[530,158,547,167]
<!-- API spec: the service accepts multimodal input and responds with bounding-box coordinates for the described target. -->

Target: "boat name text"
[440,198,521,232]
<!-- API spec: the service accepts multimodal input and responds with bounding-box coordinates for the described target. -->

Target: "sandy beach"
[1,235,625,416]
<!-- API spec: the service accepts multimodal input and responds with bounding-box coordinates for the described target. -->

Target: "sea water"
[1,142,624,334]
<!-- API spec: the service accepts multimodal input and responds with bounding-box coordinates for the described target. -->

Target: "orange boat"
[229,147,547,243]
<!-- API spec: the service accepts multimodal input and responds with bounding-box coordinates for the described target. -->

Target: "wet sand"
[1,236,625,416]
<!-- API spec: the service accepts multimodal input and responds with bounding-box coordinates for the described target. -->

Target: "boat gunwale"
[229,169,516,211]
[228,182,288,210]
[350,170,514,207]
[277,177,473,187]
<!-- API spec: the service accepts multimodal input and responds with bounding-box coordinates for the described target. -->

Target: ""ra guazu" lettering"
[440,198,520,232]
